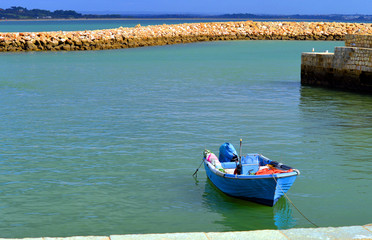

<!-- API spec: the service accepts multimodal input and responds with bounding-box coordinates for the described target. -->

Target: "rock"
[61,45,71,51]
[25,40,37,50]
[0,21,371,52]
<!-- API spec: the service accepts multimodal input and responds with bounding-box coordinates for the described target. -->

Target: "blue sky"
[2,0,371,15]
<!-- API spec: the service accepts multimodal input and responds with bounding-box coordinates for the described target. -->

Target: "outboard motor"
[219,143,238,163]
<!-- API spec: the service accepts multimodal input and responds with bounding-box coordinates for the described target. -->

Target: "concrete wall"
[1,224,371,240]
[333,47,372,72]
[345,34,372,48]
[301,34,372,93]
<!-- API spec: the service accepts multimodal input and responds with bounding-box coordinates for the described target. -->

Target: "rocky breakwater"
[0,21,371,52]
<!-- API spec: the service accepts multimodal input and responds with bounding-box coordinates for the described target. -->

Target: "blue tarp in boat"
[218,142,237,162]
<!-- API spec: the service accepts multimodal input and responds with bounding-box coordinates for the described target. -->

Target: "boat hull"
[204,161,298,206]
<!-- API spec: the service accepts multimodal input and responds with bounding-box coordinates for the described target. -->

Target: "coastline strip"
[0,21,371,52]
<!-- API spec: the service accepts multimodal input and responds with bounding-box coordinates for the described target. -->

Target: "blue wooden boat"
[203,152,300,206]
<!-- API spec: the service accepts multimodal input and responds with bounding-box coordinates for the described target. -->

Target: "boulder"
[25,40,37,50]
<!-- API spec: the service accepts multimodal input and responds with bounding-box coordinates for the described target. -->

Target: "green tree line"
[0,6,121,19]
[1,6,371,21]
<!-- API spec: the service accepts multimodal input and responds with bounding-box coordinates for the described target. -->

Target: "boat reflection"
[202,179,296,231]
[273,198,296,229]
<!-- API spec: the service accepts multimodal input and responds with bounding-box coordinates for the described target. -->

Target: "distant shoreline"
[1,7,371,23]
[0,18,367,23]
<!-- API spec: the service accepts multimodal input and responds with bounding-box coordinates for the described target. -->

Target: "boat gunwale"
[204,160,299,180]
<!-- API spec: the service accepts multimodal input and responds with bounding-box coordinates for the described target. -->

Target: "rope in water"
[272,174,319,228]
[192,159,205,178]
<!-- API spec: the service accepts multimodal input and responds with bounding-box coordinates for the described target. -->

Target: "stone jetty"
[0,21,372,52]
[301,34,372,93]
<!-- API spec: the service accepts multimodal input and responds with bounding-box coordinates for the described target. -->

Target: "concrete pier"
[0,21,371,52]
[1,224,371,240]
[301,34,372,93]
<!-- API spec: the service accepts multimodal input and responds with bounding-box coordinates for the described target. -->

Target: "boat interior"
[220,154,285,175]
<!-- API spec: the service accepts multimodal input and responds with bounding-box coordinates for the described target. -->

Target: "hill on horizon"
[1,6,372,21]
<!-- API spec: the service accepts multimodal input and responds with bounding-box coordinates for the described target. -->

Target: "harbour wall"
[0,21,371,52]
[301,34,372,93]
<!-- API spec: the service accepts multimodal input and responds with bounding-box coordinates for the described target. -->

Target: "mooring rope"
[192,159,205,178]
[272,174,319,228]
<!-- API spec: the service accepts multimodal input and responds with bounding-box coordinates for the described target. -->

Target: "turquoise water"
[0,19,239,32]
[1,19,371,33]
[1,40,371,238]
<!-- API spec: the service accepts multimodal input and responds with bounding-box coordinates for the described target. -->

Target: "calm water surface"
[0,19,241,32]
[1,19,370,33]
[0,40,371,238]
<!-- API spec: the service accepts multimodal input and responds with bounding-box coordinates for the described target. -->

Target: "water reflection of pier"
[296,87,372,227]
[299,87,372,177]
[202,180,296,231]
